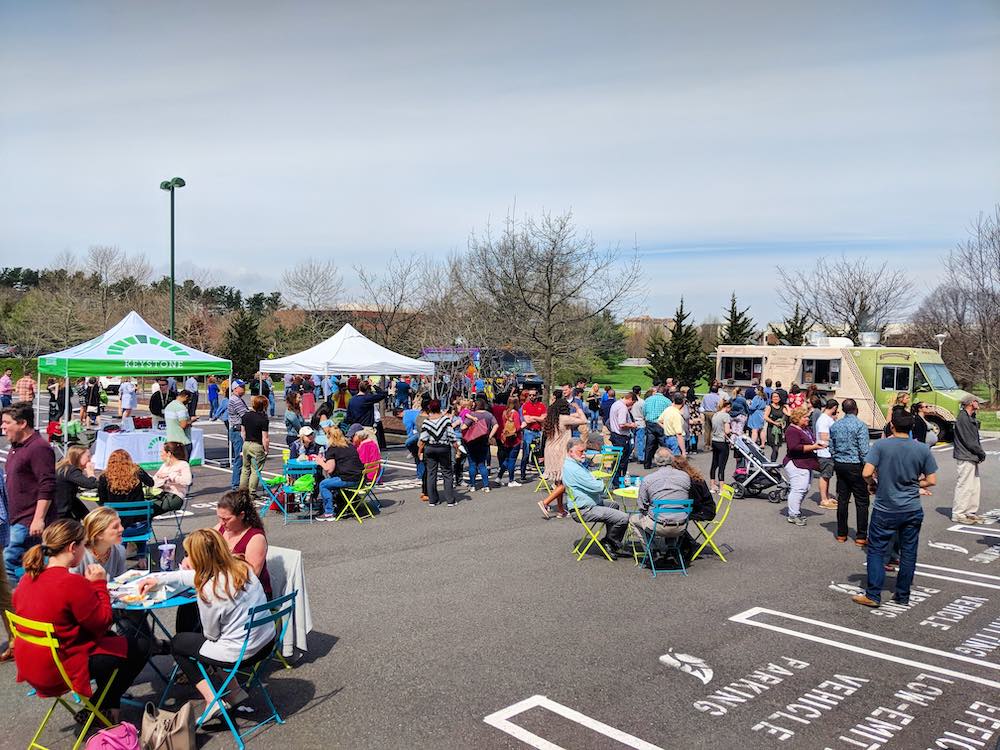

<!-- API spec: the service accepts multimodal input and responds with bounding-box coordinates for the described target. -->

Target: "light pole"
[934,332,948,356]
[159,177,186,337]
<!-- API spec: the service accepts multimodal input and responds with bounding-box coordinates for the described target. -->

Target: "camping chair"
[336,467,379,523]
[165,592,297,750]
[566,487,614,562]
[590,446,623,495]
[530,442,550,494]
[691,483,734,562]
[105,499,156,568]
[5,611,117,750]
[638,499,694,577]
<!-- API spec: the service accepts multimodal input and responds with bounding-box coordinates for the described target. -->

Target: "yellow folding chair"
[530,443,551,494]
[691,483,734,562]
[590,446,623,496]
[5,611,118,750]
[336,463,380,524]
[566,488,614,562]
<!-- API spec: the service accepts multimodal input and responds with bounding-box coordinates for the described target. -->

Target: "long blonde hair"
[82,507,120,548]
[55,445,89,473]
[183,528,251,603]
[325,425,349,448]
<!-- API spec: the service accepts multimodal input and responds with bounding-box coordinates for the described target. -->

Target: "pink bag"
[85,722,140,750]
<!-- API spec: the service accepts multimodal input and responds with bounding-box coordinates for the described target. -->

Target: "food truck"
[715,338,976,438]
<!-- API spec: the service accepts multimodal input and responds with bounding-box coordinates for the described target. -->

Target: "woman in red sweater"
[12,519,146,722]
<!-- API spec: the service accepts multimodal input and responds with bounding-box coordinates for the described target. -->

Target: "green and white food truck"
[716,339,976,439]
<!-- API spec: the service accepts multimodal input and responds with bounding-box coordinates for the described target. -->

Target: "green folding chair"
[590,446,623,496]
[691,483,734,562]
[566,487,614,562]
[530,442,550,493]
[336,463,380,523]
[6,611,118,750]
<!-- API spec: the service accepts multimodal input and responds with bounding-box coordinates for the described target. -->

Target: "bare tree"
[911,207,1000,400]
[451,211,640,390]
[354,252,424,353]
[778,255,913,343]
[281,259,344,311]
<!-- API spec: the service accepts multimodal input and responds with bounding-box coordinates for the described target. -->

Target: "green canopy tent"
[37,311,232,460]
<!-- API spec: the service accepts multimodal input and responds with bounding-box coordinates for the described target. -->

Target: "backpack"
[84,722,140,750]
[502,412,517,441]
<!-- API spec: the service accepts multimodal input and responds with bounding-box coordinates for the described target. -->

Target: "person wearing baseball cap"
[227,380,250,489]
[292,425,321,459]
[953,394,988,524]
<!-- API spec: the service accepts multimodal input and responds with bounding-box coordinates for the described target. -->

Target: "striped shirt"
[419,415,456,446]
[228,395,249,428]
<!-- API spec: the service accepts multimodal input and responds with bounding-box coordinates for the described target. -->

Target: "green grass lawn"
[595,365,711,395]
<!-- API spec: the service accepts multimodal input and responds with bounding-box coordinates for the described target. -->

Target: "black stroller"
[730,434,789,502]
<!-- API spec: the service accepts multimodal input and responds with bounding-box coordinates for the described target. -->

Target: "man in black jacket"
[344,381,387,427]
[952,395,987,524]
[148,379,174,420]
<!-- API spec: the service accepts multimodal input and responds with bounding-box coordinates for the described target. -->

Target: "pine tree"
[771,302,813,346]
[718,292,757,345]
[645,298,711,386]
[220,308,266,379]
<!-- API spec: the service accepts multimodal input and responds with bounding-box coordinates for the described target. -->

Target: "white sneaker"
[483,486,491,493]
[469,486,477,492]
[508,480,522,487]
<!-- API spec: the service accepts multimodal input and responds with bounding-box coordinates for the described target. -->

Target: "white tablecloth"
[92,428,205,470]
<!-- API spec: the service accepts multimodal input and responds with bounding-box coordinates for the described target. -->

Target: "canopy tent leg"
[63,375,70,451]
[34,371,41,431]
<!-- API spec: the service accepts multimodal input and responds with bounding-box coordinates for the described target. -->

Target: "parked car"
[0,343,18,357]
[99,376,122,395]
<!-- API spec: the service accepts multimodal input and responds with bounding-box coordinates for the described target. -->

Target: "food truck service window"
[801,358,840,386]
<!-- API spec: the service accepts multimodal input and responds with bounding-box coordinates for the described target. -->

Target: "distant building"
[624,315,674,358]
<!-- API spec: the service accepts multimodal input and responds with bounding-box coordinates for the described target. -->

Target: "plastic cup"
[158,542,176,572]
[282,448,291,463]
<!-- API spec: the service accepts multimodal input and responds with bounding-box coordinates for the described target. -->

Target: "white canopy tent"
[259,323,435,378]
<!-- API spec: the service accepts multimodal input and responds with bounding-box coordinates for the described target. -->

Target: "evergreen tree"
[645,298,711,386]
[718,292,757,345]
[771,302,813,346]
[220,308,266,379]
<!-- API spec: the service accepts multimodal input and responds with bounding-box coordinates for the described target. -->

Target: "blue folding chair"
[105,499,156,568]
[163,591,298,750]
[637,499,693,577]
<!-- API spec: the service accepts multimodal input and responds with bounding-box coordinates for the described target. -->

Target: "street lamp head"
[934,333,948,345]
[159,180,173,191]
[171,177,186,188]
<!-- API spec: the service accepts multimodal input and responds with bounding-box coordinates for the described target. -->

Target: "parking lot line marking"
[484,695,665,750]
[947,524,1000,539]
[913,570,1000,590]
[916,563,1000,580]
[729,607,1000,689]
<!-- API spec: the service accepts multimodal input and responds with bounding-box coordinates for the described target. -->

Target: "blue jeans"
[4,524,37,586]
[268,392,276,417]
[468,459,489,488]
[319,476,352,515]
[632,427,645,463]
[663,435,681,456]
[609,433,631,485]
[229,428,244,488]
[0,395,10,408]
[521,429,541,478]
[208,397,219,419]
[501,444,521,482]
[588,409,600,431]
[865,508,923,604]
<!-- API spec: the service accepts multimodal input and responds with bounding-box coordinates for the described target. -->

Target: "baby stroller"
[730,434,789,502]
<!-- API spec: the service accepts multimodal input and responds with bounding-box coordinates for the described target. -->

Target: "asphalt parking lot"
[2,410,1000,749]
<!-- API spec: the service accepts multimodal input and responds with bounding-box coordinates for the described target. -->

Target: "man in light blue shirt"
[642,386,669,469]
[563,435,629,558]
[829,398,871,544]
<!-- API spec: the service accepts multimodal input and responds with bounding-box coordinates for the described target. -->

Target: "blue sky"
[1,1,997,322]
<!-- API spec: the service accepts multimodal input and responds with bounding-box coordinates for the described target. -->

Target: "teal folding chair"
[105,499,156,568]
[164,591,298,750]
[637,499,693,577]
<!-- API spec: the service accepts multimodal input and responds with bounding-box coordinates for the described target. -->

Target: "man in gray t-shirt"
[631,448,691,539]
[854,411,937,610]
